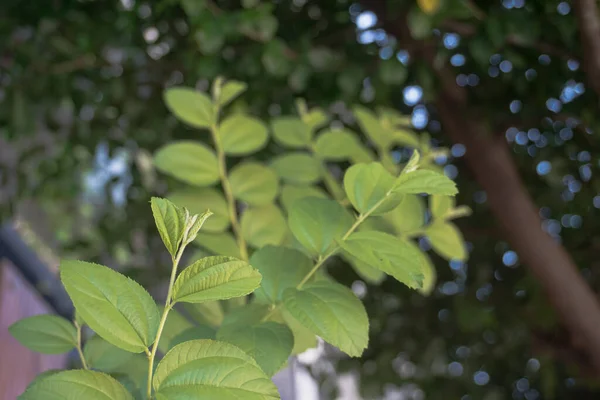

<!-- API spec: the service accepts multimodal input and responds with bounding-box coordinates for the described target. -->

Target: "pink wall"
[0,260,67,398]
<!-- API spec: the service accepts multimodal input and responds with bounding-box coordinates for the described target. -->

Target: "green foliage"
[19,370,133,400]
[10,78,467,399]
[9,315,77,354]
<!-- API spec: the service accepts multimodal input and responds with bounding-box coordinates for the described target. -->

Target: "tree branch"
[573,0,600,97]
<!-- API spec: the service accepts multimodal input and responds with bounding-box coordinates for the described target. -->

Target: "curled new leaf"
[169,188,230,233]
[171,256,262,304]
[151,197,186,257]
[9,315,76,354]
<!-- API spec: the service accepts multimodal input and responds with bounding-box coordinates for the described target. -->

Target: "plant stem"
[146,244,186,399]
[210,123,249,262]
[74,320,88,370]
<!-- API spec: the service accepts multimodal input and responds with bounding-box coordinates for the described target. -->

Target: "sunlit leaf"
[219,114,268,155]
[154,141,219,186]
[393,170,458,195]
[164,87,214,129]
[425,221,468,261]
[344,163,402,215]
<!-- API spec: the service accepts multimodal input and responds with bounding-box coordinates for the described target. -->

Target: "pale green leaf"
[418,252,437,296]
[271,152,321,184]
[402,150,420,174]
[154,141,219,186]
[241,204,288,248]
[219,81,247,106]
[195,231,241,258]
[9,315,76,354]
[218,321,293,376]
[314,129,360,160]
[182,209,213,246]
[84,336,134,371]
[153,339,280,399]
[393,169,457,195]
[281,309,317,354]
[391,128,420,148]
[250,245,314,303]
[150,197,186,257]
[169,188,229,233]
[303,108,329,132]
[220,114,268,155]
[170,326,216,348]
[288,197,353,256]
[343,163,403,215]
[352,105,388,149]
[342,252,386,284]
[384,194,425,234]
[280,184,328,212]
[184,301,224,327]
[283,281,368,357]
[60,260,160,353]
[164,87,214,129]
[349,143,377,164]
[430,195,455,218]
[425,221,468,261]
[229,162,279,205]
[340,231,425,289]
[172,256,262,304]
[19,370,134,400]
[271,116,311,148]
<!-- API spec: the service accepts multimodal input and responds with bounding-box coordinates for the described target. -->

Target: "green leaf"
[151,197,186,258]
[271,152,321,184]
[392,170,458,195]
[169,188,229,233]
[241,204,288,248]
[342,252,386,284]
[283,281,368,357]
[343,163,403,215]
[195,231,241,258]
[430,195,455,218]
[154,141,219,186]
[9,315,76,354]
[280,184,328,212]
[84,336,134,371]
[314,129,360,160]
[384,195,425,233]
[425,221,467,261]
[288,197,353,256]
[184,301,224,327]
[164,87,214,129]
[250,245,314,303]
[19,370,134,400]
[153,339,280,399]
[418,252,437,296]
[218,321,293,376]
[219,81,247,106]
[229,162,279,205]
[281,309,317,354]
[219,114,268,155]
[172,256,262,304]
[182,209,213,246]
[302,108,329,132]
[170,326,216,348]
[60,260,160,353]
[402,150,420,174]
[339,231,425,289]
[352,105,388,149]
[270,117,311,148]
[157,308,194,353]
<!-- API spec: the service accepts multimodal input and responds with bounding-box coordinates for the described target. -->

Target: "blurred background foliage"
[2,0,600,399]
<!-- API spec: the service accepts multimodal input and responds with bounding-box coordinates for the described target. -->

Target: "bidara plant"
[9,78,470,399]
